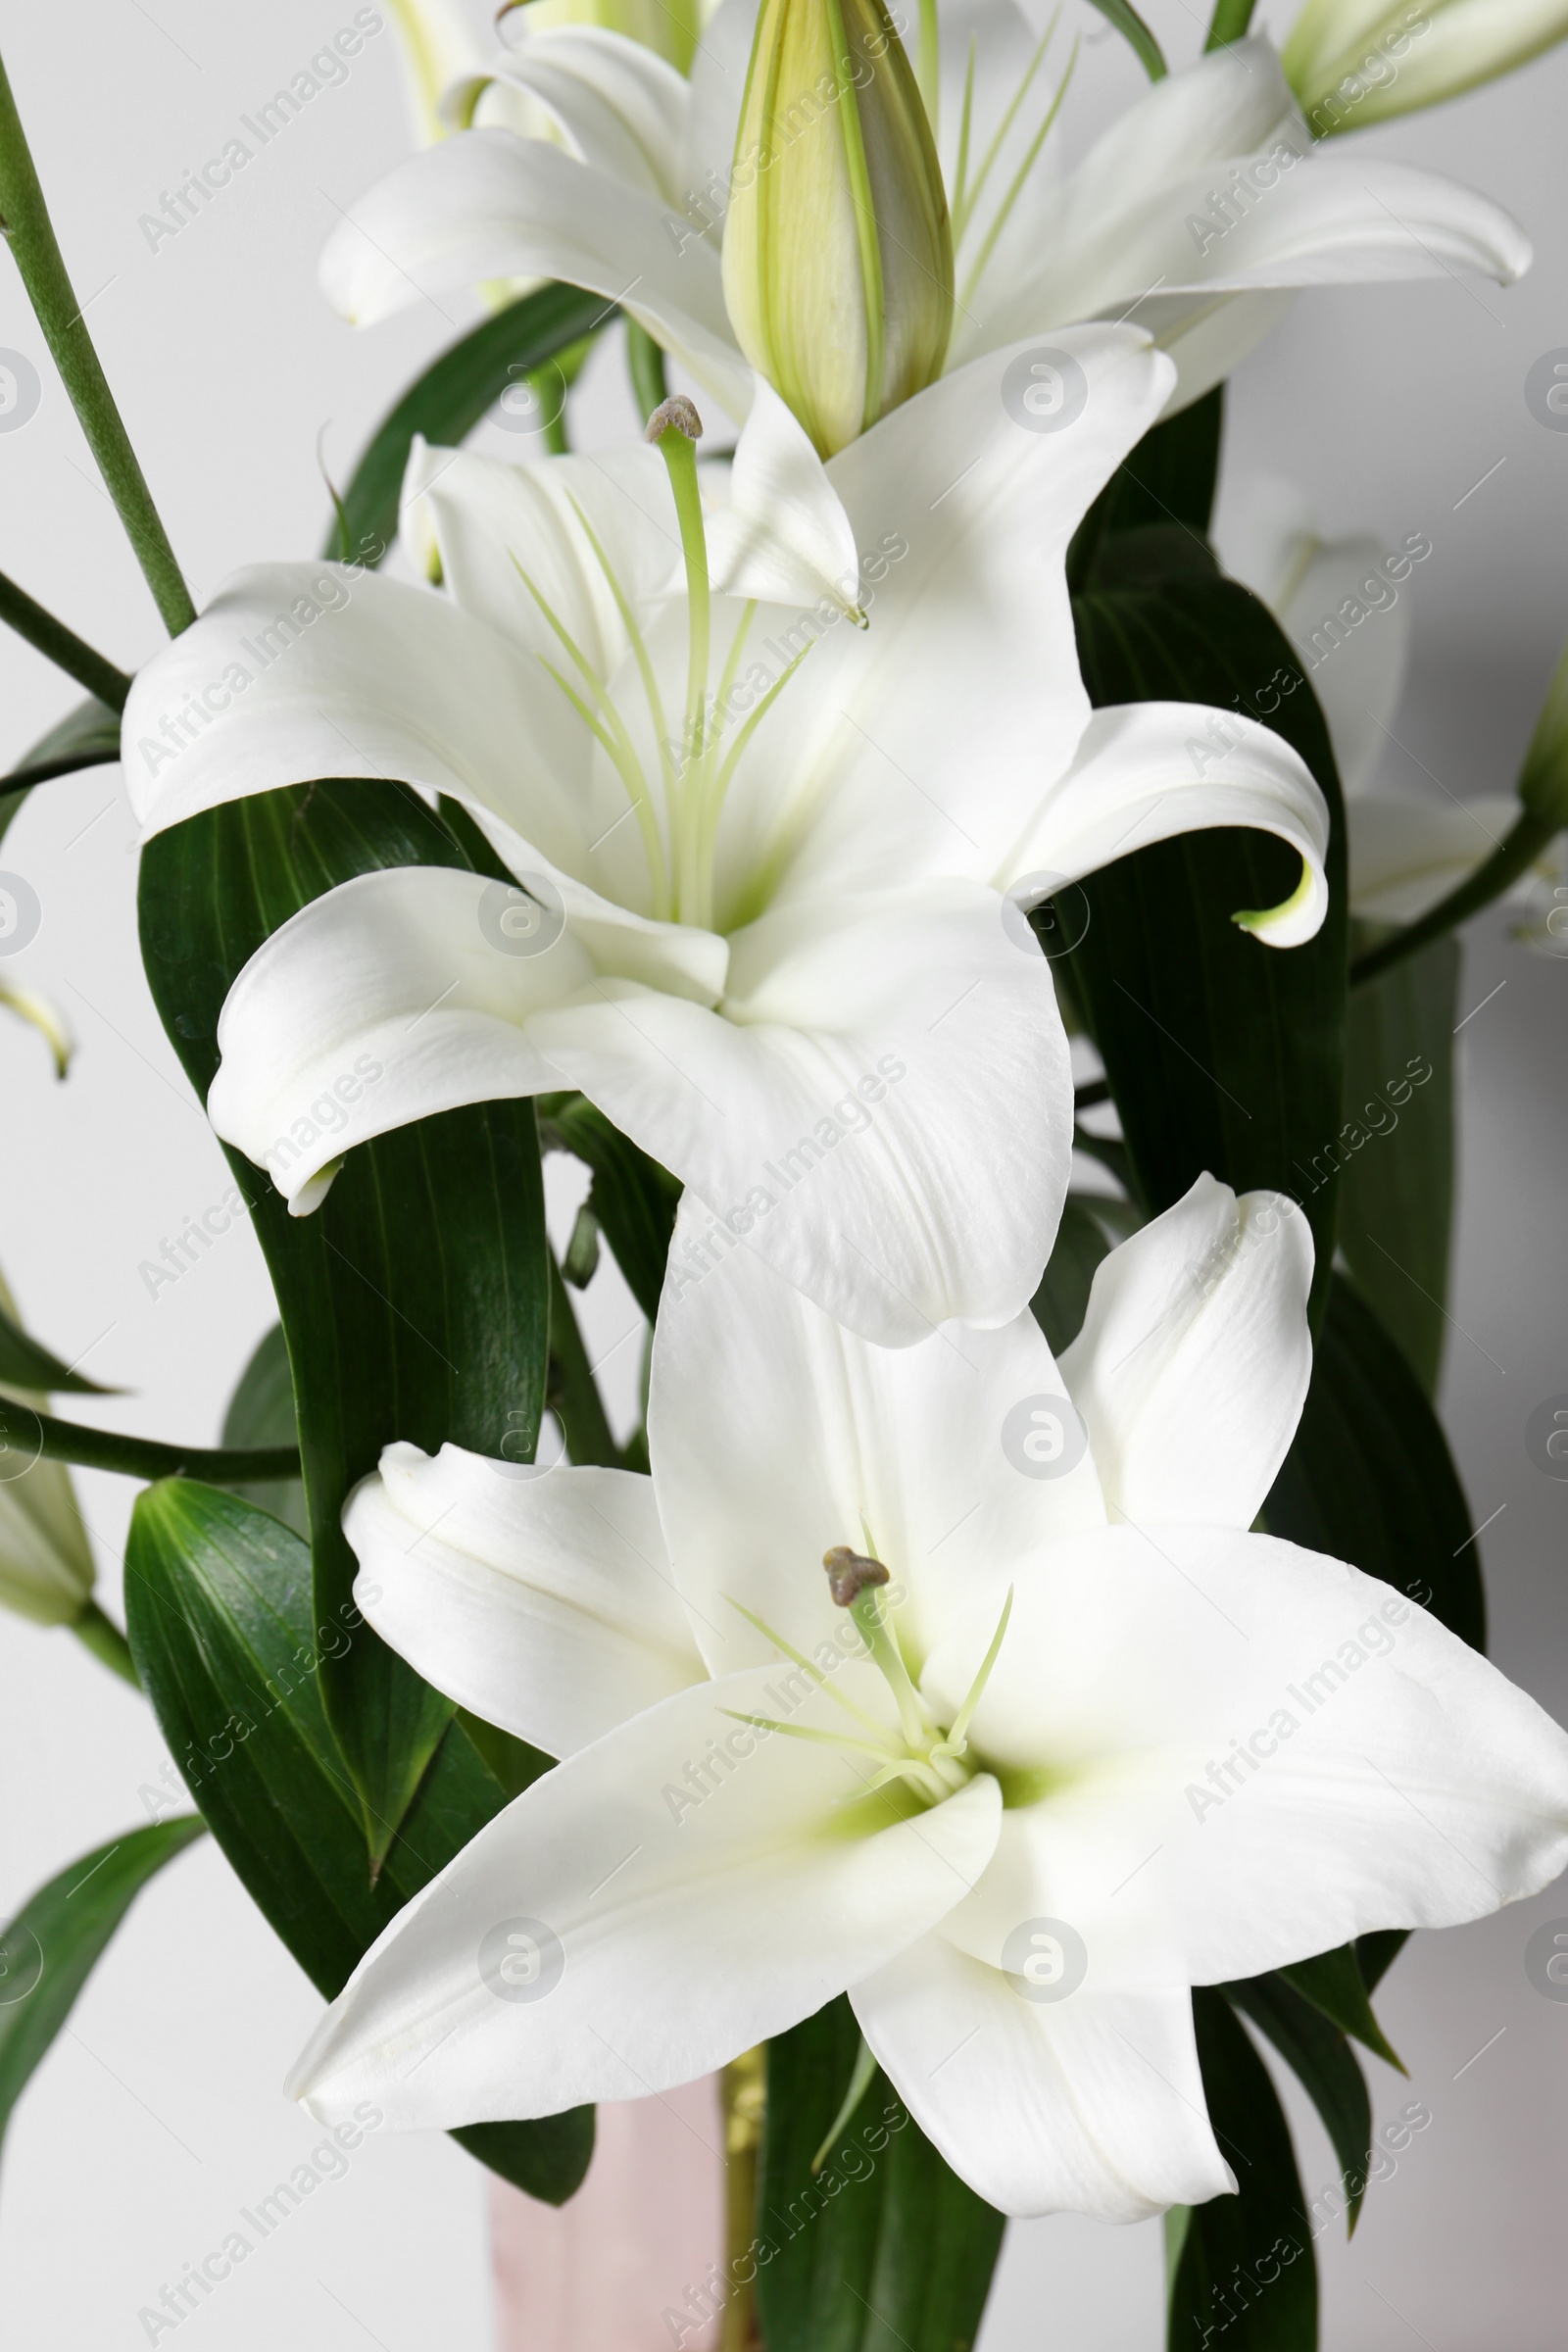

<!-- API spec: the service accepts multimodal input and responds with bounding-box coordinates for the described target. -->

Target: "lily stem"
[72,1598,141,1687]
[1204,0,1258,49]
[0,43,195,635]
[720,2048,766,2352]
[1349,807,1559,989]
[0,567,131,710]
[21,1406,300,1484]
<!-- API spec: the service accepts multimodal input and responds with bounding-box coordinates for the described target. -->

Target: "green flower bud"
[1284,0,1568,138]
[0,1270,94,1629]
[722,0,953,457]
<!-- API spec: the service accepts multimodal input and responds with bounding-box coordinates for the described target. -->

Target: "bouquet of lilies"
[4,0,1568,2345]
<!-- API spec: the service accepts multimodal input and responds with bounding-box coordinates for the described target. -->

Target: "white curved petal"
[923,1525,1568,1993]
[706,378,862,617]
[344,1444,703,1756]
[1002,701,1331,948]
[462,27,693,203]
[648,1229,1104,1683]
[852,1938,1232,2221]
[287,1667,1002,2128]
[738,327,1177,905]
[1216,505,1411,798]
[122,564,595,864]
[1348,792,1517,923]
[400,437,684,670]
[1059,1176,1314,1533]
[204,865,725,1213]
[318,131,752,419]
[533,879,1072,1344]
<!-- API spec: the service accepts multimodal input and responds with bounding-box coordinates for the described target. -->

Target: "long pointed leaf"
[0,1817,206,2160]
[1223,1974,1372,2234]
[138,781,551,1865]
[123,1478,592,2203]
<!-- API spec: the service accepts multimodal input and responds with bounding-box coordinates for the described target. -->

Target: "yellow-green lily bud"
[1285,1,1568,137]
[721,0,953,458]
[0,1273,94,1629]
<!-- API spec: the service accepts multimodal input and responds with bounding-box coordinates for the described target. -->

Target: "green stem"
[546,1253,625,1469]
[72,1598,141,1687]
[2,744,120,795]
[625,319,669,424]
[0,567,131,709]
[0,44,195,634]
[17,1405,300,1483]
[534,366,570,457]
[1204,0,1258,46]
[1349,808,1558,989]
[720,2049,765,2352]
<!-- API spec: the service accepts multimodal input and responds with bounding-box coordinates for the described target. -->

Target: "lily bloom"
[122,330,1327,1345]
[284,1174,1568,2216]
[1284,0,1568,134]
[318,2,1530,431]
[1215,481,1561,923]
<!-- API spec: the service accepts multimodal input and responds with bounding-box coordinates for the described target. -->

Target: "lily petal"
[462,27,692,204]
[924,1525,1568,1993]
[1001,701,1331,947]
[851,1936,1232,2221]
[706,378,863,618]
[318,130,753,418]
[344,1445,705,1756]
[1348,791,1519,923]
[1060,1175,1313,1533]
[648,1217,1104,1682]
[286,1667,1001,2127]
[531,879,1072,1343]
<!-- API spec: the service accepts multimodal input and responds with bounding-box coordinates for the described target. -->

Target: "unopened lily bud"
[0,1274,94,1629]
[1284,0,1568,136]
[1519,630,1568,835]
[722,0,953,458]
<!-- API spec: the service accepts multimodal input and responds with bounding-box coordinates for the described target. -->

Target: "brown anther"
[823,1545,890,1608]
[645,393,704,445]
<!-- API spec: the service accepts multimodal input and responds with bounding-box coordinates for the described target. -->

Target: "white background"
[0,0,1564,2343]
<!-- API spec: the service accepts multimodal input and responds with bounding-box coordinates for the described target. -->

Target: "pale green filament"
[950,12,1067,267]
[717,1567,1017,1816]
[651,419,714,921]
[957,38,1077,318]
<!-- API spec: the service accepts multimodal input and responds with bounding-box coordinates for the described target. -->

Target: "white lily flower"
[0,1270,96,1628]
[318,0,1529,427]
[1285,0,1568,134]
[1216,481,1547,923]
[385,0,488,146]
[286,1175,1568,2219]
[122,330,1329,1346]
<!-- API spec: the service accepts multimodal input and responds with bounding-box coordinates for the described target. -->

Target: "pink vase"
[489,2076,728,2351]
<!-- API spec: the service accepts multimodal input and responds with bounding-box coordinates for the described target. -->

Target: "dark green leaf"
[539,1092,681,1324]
[0,1297,117,1396]
[1069,578,1349,1325]
[221,1322,307,1538]
[123,1479,590,2204]
[1279,1943,1403,2072]
[1261,1272,1485,1650]
[1166,1990,1315,2351]
[1083,0,1166,79]
[757,1994,1004,2352]
[1355,1930,1407,1993]
[1030,1192,1143,1354]
[1337,933,1458,1393]
[138,780,552,1864]
[326,283,613,564]
[1069,389,1225,589]
[1223,1973,1372,2235]
[0,1816,206,2158]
